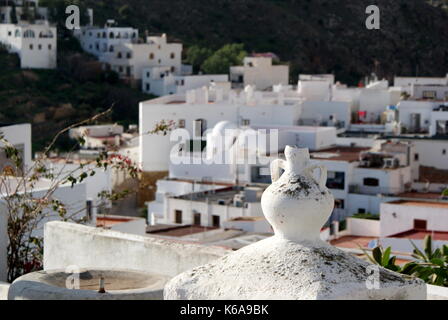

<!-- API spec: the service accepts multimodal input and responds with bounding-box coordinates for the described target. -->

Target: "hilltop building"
[0,0,56,69]
[230,55,289,90]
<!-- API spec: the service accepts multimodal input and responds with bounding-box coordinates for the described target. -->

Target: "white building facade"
[0,22,56,69]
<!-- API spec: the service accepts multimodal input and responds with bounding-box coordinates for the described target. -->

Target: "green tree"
[185,45,213,73]
[201,43,246,74]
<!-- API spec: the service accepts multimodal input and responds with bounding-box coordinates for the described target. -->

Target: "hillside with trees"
[42,0,448,85]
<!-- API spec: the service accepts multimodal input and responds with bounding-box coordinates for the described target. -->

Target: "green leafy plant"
[364,246,401,272]
[362,236,448,287]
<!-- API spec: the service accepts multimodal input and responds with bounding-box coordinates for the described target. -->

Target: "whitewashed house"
[98,33,182,86]
[394,75,448,95]
[74,21,138,59]
[230,55,289,90]
[139,85,303,172]
[141,67,229,96]
[0,22,56,69]
[0,123,32,173]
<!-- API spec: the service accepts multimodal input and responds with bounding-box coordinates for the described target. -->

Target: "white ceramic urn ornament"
[262,146,334,242]
[164,147,426,300]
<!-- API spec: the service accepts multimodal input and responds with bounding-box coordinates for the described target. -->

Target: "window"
[212,215,220,228]
[15,29,21,37]
[414,153,419,161]
[414,219,427,230]
[39,30,54,38]
[118,66,123,73]
[8,31,11,36]
[358,208,366,214]
[109,32,114,39]
[48,44,52,50]
[23,30,35,38]
[436,120,448,135]
[194,119,206,137]
[126,52,132,59]
[178,119,186,128]
[109,45,114,52]
[422,90,437,99]
[145,83,150,91]
[241,119,250,126]
[170,52,175,59]
[193,213,201,226]
[171,66,175,72]
[175,210,182,224]
[363,177,379,187]
[149,53,154,60]
[326,171,345,190]
[117,52,122,58]
[158,59,161,64]
[443,149,447,155]
[334,199,345,209]
[29,44,33,50]
[38,44,42,50]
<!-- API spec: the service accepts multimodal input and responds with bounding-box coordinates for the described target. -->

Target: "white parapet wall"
[346,217,380,237]
[427,284,448,300]
[0,282,10,300]
[43,221,230,277]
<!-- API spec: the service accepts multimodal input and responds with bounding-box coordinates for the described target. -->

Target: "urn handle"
[304,165,327,189]
[270,159,286,183]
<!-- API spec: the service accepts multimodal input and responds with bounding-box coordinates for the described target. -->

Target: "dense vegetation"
[42,0,448,85]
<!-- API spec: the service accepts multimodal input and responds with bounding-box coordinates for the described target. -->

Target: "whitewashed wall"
[43,221,229,277]
[0,123,32,169]
[412,139,448,170]
[380,202,448,237]
[346,217,380,237]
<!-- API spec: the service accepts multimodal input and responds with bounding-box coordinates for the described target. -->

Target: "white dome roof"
[212,121,238,136]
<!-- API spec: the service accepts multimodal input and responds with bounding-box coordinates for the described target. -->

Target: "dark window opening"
[363,177,379,187]
[326,171,345,190]
[414,219,427,230]
[212,215,220,228]
[175,210,182,224]
[193,213,201,226]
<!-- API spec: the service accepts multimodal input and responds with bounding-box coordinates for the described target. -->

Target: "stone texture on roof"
[164,237,424,300]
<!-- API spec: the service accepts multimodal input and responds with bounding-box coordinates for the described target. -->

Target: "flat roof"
[419,166,448,184]
[389,229,448,241]
[311,146,370,162]
[396,192,446,200]
[330,236,377,249]
[97,216,137,228]
[147,225,217,237]
[385,200,448,209]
